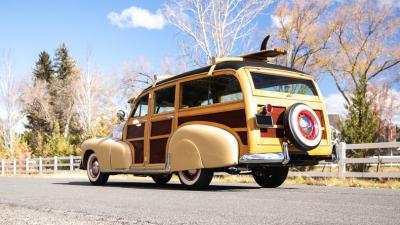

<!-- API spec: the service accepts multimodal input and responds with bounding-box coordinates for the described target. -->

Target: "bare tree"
[270,0,332,79]
[321,0,400,104]
[74,51,116,136]
[118,56,155,102]
[164,0,271,65]
[369,82,400,141]
[0,51,24,157]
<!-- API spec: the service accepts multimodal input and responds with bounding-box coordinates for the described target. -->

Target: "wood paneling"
[126,123,145,139]
[260,128,285,138]
[131,140,144,164]
[237,131,248,145]
[150,138,168,164]
[151,119,172,136]
[178,109,246,128]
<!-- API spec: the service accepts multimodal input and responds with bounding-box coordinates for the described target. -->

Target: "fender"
[167,124,239,172]
[81,138,132,171]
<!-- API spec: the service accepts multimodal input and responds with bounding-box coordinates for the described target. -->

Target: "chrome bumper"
[239,142,290,165]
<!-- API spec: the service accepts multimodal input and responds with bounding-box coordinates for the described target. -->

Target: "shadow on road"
[52,181,296,192]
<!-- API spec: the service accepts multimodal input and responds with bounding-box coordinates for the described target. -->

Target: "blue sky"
[0,0,340,99]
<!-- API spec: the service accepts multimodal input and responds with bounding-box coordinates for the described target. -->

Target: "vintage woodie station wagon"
[80,37,333,189]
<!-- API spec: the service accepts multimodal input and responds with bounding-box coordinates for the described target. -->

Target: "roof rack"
[208,49,286,75]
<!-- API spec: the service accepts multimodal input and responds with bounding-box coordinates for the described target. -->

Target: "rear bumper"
[241,144,334,166]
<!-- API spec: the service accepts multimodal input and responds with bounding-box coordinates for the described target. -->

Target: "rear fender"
[167,124,239,172]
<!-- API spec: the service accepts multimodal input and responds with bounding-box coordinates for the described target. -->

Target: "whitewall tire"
[178,169,214,189]
[284,103,322,151]
[87,153,109,185]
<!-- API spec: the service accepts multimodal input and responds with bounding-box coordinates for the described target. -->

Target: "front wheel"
[252,166,288,188]
[87,153,109,185]
[178,169,214,189]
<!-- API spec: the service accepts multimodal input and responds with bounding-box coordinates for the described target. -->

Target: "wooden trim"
[150,119,172,136]
[149,134,170,140]
[126,123,145,139]
[149,138,168,164]
[130,140,144,164]
[178,109,247,128]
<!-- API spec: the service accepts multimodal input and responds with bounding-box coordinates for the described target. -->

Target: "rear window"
[251,72,317,96]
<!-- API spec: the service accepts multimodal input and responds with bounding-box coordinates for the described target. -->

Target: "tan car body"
[81,63,332,174]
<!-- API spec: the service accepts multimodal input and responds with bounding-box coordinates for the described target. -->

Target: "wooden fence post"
[338,142,347,179]
[25,158,29,174]
[70,155,74,171]
[13,158,16,176]
[53,156,58,173]
[39,157,43,174]
[1,159,4,175]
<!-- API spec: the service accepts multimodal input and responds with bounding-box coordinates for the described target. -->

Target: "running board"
[239,142,290,164]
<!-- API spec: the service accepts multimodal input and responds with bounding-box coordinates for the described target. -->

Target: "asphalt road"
[0,177,399,225]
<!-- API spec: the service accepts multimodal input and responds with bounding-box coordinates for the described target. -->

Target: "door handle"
[167,115,175,119]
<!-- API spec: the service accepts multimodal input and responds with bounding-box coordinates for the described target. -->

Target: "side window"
[211,75,243,104]
[132,94,149,117]
[180,77,210,108]
[180,75,243,108]
[154,86,175,114]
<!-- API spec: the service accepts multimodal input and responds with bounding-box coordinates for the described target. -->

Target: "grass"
[3,170,400,189]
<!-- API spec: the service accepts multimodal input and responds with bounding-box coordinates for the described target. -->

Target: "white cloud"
[324,93,347,116]
[108,6,166,30]
[270,15,290,28]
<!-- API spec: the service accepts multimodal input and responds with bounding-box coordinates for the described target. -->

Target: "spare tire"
[284,103,322,151]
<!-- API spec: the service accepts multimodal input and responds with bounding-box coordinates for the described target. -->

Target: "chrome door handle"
[167,115,175,119]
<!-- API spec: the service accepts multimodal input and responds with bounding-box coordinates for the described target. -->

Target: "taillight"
[265,104,273,114]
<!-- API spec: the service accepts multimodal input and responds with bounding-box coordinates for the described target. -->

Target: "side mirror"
[117,110,126,122]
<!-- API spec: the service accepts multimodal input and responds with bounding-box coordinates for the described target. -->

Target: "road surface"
[0,176,399,225]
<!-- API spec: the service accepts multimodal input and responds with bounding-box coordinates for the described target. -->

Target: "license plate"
[255,114,274,128]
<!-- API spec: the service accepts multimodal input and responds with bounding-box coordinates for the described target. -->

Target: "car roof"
[144,60,307,91]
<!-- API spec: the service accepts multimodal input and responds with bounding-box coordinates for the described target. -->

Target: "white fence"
[0,156,81,175]
[1,142,400,179]
[289,142,400,179]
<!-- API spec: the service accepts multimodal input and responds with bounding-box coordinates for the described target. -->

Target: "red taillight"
[265,104,273,114]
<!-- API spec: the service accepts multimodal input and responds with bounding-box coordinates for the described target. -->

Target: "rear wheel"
[87,153,109,185]
[252,166,288,188]
[151,174,172,185]
[178,169,214,189]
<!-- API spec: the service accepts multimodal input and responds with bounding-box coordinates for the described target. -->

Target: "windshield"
[251,72,317,96]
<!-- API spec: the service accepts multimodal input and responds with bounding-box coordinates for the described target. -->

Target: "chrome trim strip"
[103,168,169,174]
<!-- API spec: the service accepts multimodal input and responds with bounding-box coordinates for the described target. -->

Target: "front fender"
[168,124,239,172]
[81,138,132,171]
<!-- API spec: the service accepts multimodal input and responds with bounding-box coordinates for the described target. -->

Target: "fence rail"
[1,142,400,179]
[0,156,81,175]
[289,142,400,179]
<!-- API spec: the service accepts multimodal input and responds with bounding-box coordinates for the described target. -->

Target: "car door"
[148,85,176,167]
[124,94,149,167]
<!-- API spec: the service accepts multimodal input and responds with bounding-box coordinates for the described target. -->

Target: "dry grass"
[3,171,400,189]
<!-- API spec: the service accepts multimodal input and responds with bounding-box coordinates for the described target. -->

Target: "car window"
[154,86,175,114]
[180,75,242,108]
[181,77,210,108]
[132,94,149,117]
[251,72,317,96]
[211,75,243,104]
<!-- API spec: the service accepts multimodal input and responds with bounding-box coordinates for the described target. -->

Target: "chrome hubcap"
[89,159,100,178]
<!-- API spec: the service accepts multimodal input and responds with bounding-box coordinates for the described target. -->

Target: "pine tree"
[54,43,74,80]
[33,51,54,82]
[340,77,378,172]
[53,43,81,138]
[24,51,55,155]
